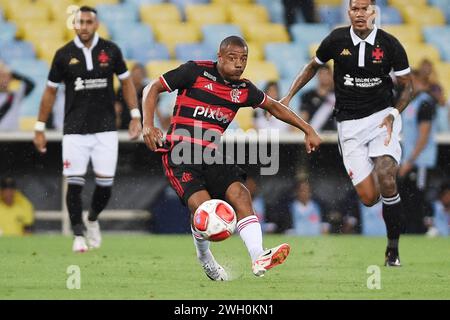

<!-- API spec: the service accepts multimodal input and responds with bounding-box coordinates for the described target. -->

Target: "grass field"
[0,234,449,300]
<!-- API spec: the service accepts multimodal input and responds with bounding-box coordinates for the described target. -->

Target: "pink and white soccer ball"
[193,199,237,242]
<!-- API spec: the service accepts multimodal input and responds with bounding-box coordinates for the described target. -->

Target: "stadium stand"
[0,0,449,125]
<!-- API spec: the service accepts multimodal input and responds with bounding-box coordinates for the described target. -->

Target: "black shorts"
[161,151,247,206]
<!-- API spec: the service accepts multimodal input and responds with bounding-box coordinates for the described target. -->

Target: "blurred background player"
[281,0,413,266]
[142,36,321,280]
[0,177,34,236]
[33,6,141,252]
[0,62,35,131]
[398,70,438,234]
[298,65,336,132]
[425,182,450,237]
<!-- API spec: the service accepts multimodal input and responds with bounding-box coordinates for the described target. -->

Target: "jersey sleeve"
[246,81,267,109]
[47,49,64,88]
[113,45,130,80]
[417,101,435,123]
[391,37,410,76]
[315,33,334,65]
[159,61,197,92]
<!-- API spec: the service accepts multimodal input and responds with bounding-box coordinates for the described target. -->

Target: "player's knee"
[360,192,380,207]
[226,182,251,203]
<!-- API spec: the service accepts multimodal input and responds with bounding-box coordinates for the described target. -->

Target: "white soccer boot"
[252,243,291,277]
[86,220,102,249]
[72,236,88,253]
[201,256,229,281]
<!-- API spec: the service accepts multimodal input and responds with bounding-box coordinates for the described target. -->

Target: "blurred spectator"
[425,182,450,237]
[0,62,35,131]
[254,81,291,133]
[398,70,438,234]
[116,63,172,131]
[282,0,317,30]
[245,176,276,233]
[286,179,328,235]
[0,177,34,236]
[299,65,336,132]
[359,201,386,236]
[417,59,449,133]
[46,85,65,131]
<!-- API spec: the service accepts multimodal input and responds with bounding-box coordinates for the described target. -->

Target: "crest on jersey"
[372,47,384,64]
[230,89,242,103]
[98,50,110,67]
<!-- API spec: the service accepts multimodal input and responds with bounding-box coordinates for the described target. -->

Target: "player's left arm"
[259,96,322,153]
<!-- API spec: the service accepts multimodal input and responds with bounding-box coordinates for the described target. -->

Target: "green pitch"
[0,235,449,300]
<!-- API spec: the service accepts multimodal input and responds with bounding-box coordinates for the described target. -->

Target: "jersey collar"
[350,25,377,46]
[74,32,99,50]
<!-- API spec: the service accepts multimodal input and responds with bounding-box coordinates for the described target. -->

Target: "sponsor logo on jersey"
[230,89,242,103]
[340,48,352,56]
[343,74,382,88]
[74,77,108,91]
[193,106,232,124]
[69,58,80,65]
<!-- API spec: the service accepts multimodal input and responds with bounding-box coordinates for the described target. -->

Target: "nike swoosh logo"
[262,250,272,257]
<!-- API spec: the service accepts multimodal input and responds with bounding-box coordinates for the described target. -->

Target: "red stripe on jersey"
[194,61,215,67]
[167,134,218,149]
[171,116,225,133]
[192,76,249,103]
[162,153,184,197]
[159,75,172,92]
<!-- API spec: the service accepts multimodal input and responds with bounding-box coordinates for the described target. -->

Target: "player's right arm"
[34,49,63,154]
[279,58,321,107]
[142,79,166,151]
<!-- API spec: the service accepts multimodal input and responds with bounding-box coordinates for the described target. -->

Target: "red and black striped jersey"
[159,60,266,149]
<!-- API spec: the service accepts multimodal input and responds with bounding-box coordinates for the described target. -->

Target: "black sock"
[382,193,403,249]
[66,182,84,236]
[88,185,112,222]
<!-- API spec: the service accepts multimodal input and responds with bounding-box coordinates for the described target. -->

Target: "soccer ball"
[193,199,237,242]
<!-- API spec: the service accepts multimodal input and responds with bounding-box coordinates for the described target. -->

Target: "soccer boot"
[252,243,290,277]
[86,220,102,249]
[72,236,88,253]
[202,256,229,281]
[384,247,401,267]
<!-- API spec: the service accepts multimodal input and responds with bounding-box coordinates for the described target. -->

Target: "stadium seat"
[229,4,270,27]
[389,0,428,8]
[175,43,216,61]
[110,24,154,47]
[7,59,49,80]
[403,43,441,68]
[0,41,35,61]
[202,24,243,49]
[247,42,264,61]
[242,23,290,46]
[185,5,228,26]
[19,22,66,46]
[379,6,403,25]
[171,0,209,11]
[234,108,254,131]
[125,0,164,5]
[153,23,201,56]
[140,4,181,28]
[401,5,446,26]
[383,25,422,43]
[129,43,170,64]
[36,40,67,65]
[319,6,342,26]
[0,22,17,43]
[265,43,309,79]
[290,23,330,47]
[241,61,279,83]
[81,0,119,7]
[5,2,51,23]
[96,3,139,26]
[19,116,39,131]
[211,0,253,4]
[146,60,183,80]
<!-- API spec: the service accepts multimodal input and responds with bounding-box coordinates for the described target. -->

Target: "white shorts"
[62,131,118,177]
[337,107,402,186]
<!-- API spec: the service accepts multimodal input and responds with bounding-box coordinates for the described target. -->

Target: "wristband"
[34,121,46,132]
[130,108,141,119]
[389,108,399,119]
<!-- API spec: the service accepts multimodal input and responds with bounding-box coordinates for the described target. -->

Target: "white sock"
[237,215,264,263]
[191,227,212,264]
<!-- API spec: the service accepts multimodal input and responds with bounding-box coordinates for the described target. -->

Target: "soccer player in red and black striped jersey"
[142,36,321,280]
